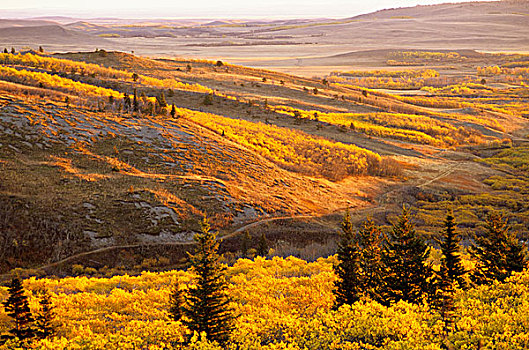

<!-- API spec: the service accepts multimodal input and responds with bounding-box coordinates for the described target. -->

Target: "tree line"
[1,208,527,347]
[333,206,527,337]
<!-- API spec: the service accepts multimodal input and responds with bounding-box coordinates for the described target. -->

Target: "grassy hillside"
[0,50,528,274]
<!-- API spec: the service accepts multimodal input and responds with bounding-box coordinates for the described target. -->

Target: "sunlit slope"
[1,50,528,272]
[0,90,387,271]
[52,51,510,153]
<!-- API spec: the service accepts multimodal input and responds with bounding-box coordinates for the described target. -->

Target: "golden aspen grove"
[0,256,529,349]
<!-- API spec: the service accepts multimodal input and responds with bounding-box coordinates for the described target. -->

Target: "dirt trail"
[0,156,465,278]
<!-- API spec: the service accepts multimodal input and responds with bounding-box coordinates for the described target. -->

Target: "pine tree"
[133,89,139,112]
[168,282,184,322]
[2,278,35,341]
[333,209,362,308]
[470,212,527,284]
[34,288,56,339]
[38,46,44,53]
[241,231,250,258]
[182,218,235,345]
[3,48,7,54]
[357,218,385,302]
[433,210,466,336]
[257,233,268,257]
[157,92,167,108]
[123,93,131,112]
[170,104,176,118]
[381,206,433,305]
[435,265,457,339]
[438,210,467,290]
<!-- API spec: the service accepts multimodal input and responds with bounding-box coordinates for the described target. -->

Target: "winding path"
[0,159,470,278]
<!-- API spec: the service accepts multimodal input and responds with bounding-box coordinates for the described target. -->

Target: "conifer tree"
[433,210,466,335]
[168,282,184,322]
[333,209,362,308]
[2,278,35,341]
[3,48,7,54]
[133,89,139,112]
[123,93,131,112]
[241,231,250,258]
[257,233,268,257]
[34,288,56,339]
[182,218,235,345]
[470,212,527,284]
[170,104,176,118]
[381,206,433,305]
[438,210,467,289]
[435,265,457,339]
[157,92,167,108]
[357,218,385,302]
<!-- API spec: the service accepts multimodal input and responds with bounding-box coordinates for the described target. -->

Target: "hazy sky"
[1,0,490,18]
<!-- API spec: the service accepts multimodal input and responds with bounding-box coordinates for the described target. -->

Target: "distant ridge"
[0,24,108,45]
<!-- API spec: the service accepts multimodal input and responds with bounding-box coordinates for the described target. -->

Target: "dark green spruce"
[241,231,250,258]
[470,212,527,284]
[356,218,385,303]
[181,218,235,345]
[168,281,184,322]
[333,211,385,308]
[433,210,466,336]
[438,210,467,290]
[381,206,433,305]
[257,233,268,257]
[2,278,35,341]
[34,288,56,339]
[333,210,363,308]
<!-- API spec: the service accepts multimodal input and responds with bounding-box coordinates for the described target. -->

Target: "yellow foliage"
[1,256,529,349]
[182,108,384,179]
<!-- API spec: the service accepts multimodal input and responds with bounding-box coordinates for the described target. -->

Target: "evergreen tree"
[38,46,44,53]
[257,233,268,257]
[133,89,139,112]
[434,265,457,339]
[10,47,15,54]
[333,209,362,308]
[168,282,184,322]
[438,210,467,289]
[2,278,35,341]
[433,210,466,335]
[182,218,235,345]
[381,206,433,305]
[357,218,385,302]
[157,92,167,108]
[34,288,56,339]
[3,48,7,54]
[170,104,176,118]
[470,213,527,284]
[132,72,139,82]
[123,93,131,112]
[241,231,250,258]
